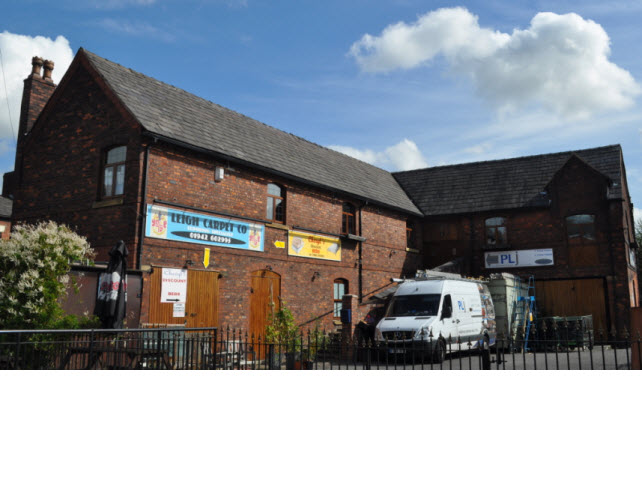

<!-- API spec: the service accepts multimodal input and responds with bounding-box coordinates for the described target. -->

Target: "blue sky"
[1,0,642,217]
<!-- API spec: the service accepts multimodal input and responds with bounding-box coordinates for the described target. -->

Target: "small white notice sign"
[173,302,186,318]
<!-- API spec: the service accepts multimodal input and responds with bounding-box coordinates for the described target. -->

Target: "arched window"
[566,214,596,241]
[342,203,356,235]
[485,217,507,246]
[266,183,285,223]
[333,279,349,318]
[566,214,597,267]
[102,146,126,198]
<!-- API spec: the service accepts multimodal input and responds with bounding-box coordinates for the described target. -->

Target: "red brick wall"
[420,157,636,333]
[12,62,142,259]
[139,143,421,330]
[0,219,10,240]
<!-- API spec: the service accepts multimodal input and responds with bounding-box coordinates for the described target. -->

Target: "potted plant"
[265,302,300,369]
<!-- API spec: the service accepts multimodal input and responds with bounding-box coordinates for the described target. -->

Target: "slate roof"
[393,145,624,216]
[0,195,12,218]
[81,49,421,216]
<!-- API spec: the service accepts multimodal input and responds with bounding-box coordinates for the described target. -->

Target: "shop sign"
[146,205,264,252]
[161,268,187,303]
[288,231,341,262]
[485,249,554,269]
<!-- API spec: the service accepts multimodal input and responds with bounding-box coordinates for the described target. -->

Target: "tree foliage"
[0,221,95,329]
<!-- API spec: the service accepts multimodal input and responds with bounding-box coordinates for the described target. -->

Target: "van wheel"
[432,339,446,364]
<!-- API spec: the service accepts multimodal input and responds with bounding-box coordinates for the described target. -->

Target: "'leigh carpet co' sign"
[146,205,265,252]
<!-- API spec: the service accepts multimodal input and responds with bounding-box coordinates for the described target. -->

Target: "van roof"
[396,278,485,296]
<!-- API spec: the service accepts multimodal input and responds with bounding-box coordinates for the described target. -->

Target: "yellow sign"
[288,231,341,262]
[203,248,210,268]
[274,241,286,249]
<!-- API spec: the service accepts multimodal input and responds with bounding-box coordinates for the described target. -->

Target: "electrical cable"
[0,44,17,142]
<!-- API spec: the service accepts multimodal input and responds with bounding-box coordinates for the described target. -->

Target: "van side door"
[440,294,459,344]
[456,294,478,347]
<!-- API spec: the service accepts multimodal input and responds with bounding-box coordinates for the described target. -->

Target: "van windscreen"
[387,294,441,317]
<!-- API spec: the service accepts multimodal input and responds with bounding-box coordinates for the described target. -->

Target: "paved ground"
[312,345,634,370]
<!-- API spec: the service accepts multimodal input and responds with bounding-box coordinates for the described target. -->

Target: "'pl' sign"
[485,249,554,269]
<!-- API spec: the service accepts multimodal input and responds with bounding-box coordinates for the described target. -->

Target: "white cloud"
[328,138,429,171]
[464,142,493,155]
[0,32,74,140]
[349,8,641,119]
[634,207,642,225]
[97,19,176,42]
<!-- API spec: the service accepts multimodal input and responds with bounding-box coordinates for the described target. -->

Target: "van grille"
[382,331,415,341]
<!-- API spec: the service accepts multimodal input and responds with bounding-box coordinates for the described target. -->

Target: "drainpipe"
[358,204,364,303]
[137,143,151,270]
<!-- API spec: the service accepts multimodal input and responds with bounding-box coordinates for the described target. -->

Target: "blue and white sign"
[145,204,265,252]
[485,249,554,269]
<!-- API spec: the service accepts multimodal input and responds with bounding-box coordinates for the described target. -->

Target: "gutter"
[142,131,423,218]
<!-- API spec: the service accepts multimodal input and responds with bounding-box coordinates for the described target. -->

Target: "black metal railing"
[1,323,640,370]
[0,327,218,370]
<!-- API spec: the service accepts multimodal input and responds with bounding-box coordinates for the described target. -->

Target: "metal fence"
[1,324,640,370]
[0,327,218,370]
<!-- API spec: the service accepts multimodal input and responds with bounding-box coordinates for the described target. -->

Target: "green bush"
[0,221,96,330]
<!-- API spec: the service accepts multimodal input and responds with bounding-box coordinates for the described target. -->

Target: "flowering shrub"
[0,221,95,329]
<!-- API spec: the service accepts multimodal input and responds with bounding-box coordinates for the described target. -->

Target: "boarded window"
[566,214,598,267]
[427,223,458,242]
[567,214,596,241]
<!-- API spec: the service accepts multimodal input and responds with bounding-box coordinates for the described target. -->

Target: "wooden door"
[250,270,281,340]
[148,268,220,328]
[535,278,608,334]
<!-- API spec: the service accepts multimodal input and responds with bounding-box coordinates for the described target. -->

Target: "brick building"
[0,196,11,240]
[394,146,639,336]
[5,50,422,334]
[4,49,638,336]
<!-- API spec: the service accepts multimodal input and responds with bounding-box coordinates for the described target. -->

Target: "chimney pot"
[43,59,54,82]
[31,56,44,77]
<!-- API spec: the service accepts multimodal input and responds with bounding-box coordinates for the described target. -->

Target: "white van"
[374,278,496,363]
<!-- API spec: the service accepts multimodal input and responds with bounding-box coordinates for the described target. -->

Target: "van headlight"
[414,325,433,340]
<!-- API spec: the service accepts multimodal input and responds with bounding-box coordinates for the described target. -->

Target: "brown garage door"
[148,268,220,328]
[535,278,608,334]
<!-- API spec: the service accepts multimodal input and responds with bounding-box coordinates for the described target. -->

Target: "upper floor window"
[566,214,596,241]
[566,214,598,267]
[342,203,356,235]
[406,220,417,248]
[266,183,285,223]
[485,217,507,246]
[102,146,126,198]
[333,279,349,318]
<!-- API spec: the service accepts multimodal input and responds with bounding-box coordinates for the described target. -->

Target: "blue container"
[340,309,352,324]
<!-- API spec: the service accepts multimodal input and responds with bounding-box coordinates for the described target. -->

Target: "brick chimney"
[9,56,57,193]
